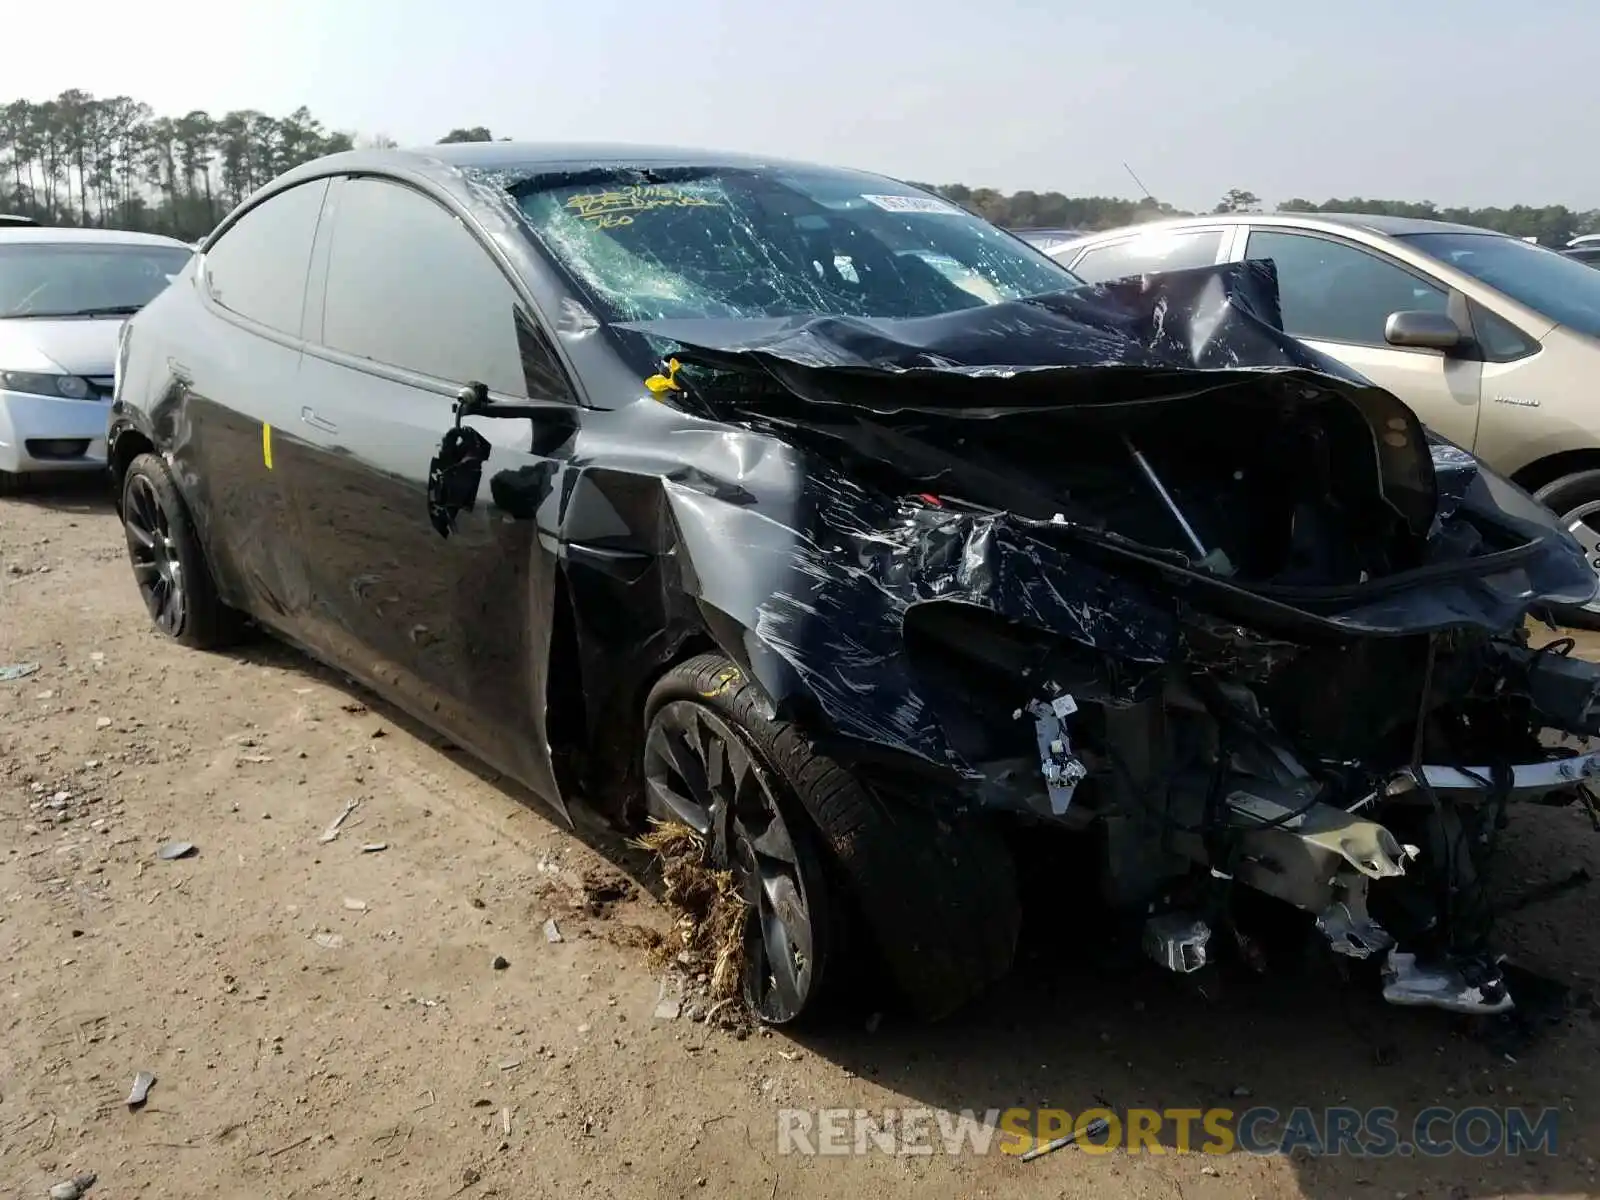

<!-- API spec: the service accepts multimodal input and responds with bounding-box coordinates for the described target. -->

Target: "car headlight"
[0,370,93,399]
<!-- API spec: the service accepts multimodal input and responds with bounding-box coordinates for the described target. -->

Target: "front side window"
[0,243,192,319]
[204,179,329,334]
[1070,229,1224,284]
[1400,231,1600,339]
[510,167,1080,323]
[319,178,532,397]
[1245,230,1448,347]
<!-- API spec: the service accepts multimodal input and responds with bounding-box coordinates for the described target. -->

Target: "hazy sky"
[11,0,1593,211]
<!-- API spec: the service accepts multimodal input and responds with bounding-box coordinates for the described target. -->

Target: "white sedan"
[0,228,193,492]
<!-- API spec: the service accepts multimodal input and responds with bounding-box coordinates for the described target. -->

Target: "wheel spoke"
[648,722,711,807]
[758,864,813,968]
[704,731,728,799]
[738,814,797,864]
[144,577,166,622]
[131,561,160,581]
[125,520,155,551]
[158,575,182,630]
[759,902,806,1017]
[131,480,159,533]
[644,775,710,835]
[1566,517,1600,557]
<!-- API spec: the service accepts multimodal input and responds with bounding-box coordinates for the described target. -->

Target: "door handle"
[301,406,338,434]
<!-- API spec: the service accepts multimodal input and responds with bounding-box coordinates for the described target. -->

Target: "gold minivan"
[1044,214,1600,620]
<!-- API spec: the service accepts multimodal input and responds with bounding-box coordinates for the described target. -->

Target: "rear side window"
[319,178,531,398]
[1071,229,1224,284]
[203,179,329,335]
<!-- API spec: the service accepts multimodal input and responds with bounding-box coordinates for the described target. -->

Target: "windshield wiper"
[7,304,144,319]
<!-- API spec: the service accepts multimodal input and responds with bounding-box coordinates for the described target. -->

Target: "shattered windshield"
[510,167,1080,322]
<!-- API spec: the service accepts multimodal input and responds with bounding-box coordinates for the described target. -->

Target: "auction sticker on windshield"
[861,194,962,215]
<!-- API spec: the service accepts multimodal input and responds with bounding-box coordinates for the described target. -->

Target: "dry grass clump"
[631,819,749,1003]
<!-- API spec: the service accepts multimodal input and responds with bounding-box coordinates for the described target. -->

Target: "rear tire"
[121,453,243,650]
[0,469,25,496]
[643,652,1021,1022]
[1532,470,1600,631]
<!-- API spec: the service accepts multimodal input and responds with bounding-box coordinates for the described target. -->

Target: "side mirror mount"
[1384,310,1464,352]
[454,380,490,426]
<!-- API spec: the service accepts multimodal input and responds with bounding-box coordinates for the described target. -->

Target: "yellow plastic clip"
[644,358,684,396]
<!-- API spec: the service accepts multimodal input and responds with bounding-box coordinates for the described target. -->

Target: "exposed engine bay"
[614,260,1600,1019]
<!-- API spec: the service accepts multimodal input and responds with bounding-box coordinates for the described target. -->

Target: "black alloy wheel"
[124,471,186,636]
[119,453,241,650]
[643,699,827,1024]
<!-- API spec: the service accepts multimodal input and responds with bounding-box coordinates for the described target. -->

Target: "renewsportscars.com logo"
[775,1106,1560,1158]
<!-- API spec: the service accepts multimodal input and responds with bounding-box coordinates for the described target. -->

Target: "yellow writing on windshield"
[566,185,722,229]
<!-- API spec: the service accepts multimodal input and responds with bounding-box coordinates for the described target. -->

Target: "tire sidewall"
[1533,469,1600,628]
[1533,468,1600,521]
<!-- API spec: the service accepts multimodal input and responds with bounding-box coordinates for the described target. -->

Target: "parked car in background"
[1563,243,1600,269]
[1010,226,1085,254]
[1044,213,1600,622]
[0,228,192,491]
[0,214,39,228]
[107,143,1600,1028]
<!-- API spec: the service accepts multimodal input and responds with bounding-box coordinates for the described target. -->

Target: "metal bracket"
[1024,693,1088,815]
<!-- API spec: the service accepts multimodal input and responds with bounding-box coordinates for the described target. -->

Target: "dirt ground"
[3,479,1600,1200]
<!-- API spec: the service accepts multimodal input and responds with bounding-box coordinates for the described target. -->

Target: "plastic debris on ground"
[127,1070,156,1108]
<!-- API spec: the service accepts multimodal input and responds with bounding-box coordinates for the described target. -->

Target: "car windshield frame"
[506,165,1083,329]
[1398,230,1600,339]
[0,242,192,320]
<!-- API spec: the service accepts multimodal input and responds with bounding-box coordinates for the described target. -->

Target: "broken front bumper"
[1142,746,1600,1014]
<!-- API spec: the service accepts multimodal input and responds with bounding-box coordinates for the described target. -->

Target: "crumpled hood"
[622,260,1439,531]
[618,260,1596,635]
[0,316,120,376]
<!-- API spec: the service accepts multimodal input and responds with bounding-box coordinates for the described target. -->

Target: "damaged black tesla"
[108,142,1600,1026]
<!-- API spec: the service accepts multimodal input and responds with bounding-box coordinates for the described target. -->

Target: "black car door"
[289,174,577,817]
[177,178,330,629]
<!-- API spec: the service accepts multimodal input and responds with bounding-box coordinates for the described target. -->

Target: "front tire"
[1533,469,1600,630]
[121,453,242,650]
[642,653,1021,1023]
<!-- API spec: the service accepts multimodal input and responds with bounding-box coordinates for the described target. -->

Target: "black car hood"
[617,260,1596,638]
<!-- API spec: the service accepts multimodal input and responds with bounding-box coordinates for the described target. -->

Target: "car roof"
[1267,211,1500,237]
[277,141,894,188]
[0,227,193,249]
[1061,211,1500,246]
